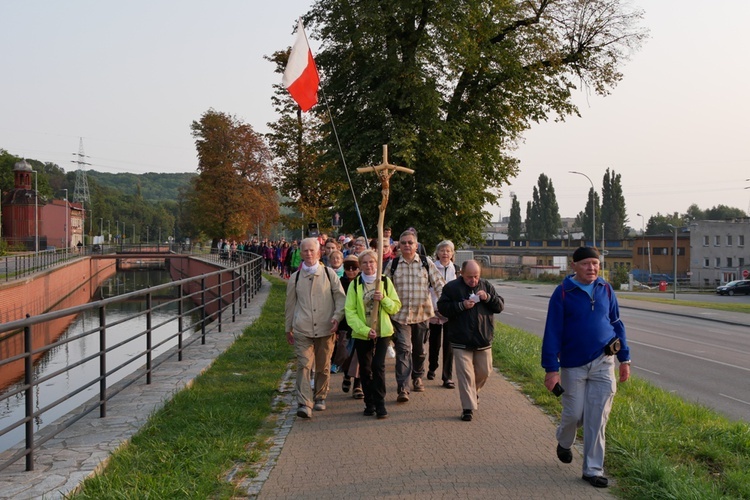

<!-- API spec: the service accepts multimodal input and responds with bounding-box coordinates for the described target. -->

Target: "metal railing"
[0,251,263,472]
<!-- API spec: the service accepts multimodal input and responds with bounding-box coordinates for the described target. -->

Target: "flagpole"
[299,22,368,241]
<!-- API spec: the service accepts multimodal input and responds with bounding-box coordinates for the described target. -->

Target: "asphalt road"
[492,281,750,423]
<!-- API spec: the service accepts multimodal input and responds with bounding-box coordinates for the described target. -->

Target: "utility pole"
[72,138,91,244]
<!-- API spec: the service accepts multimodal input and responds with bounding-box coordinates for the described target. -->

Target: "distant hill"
[86,171,196,202]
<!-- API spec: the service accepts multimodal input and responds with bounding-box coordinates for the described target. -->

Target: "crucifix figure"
[356,145,414,334]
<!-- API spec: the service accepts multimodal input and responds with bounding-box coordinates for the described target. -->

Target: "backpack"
[389,254,433,289]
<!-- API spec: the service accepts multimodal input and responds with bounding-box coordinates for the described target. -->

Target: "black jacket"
[437,278,504,350]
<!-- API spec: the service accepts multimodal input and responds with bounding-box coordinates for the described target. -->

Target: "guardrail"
[0,251,263,472]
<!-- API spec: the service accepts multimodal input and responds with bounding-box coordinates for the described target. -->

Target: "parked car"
[715,280,750,296]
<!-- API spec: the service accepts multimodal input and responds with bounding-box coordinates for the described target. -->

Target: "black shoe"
[461,409,473,421]
[426,371,436,380]
[442,380,455,389]
[582,475,609,488]
[556,444,573,464]
[376,405,388,419]
[363,405,376,416]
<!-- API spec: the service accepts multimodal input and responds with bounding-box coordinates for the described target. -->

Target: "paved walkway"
[0,280,271,500]
[252,359,614,499]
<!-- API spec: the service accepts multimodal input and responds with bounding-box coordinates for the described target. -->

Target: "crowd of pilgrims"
[215,226,450,399]
[213,226,416,280]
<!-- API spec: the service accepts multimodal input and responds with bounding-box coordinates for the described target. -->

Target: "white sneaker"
[313,399,326,411]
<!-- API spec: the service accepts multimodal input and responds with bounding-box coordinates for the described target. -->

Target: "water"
[0,270,202,453]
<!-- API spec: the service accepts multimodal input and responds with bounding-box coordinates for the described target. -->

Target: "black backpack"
[389,254,433,288]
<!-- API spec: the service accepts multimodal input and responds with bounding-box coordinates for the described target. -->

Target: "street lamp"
[667,224,678,300]
[146,225,149,245]
[63,188,69,253]
[569,171,595,247]
[636,213,645,277]
[107,220,110,242]
[31,169,39,253]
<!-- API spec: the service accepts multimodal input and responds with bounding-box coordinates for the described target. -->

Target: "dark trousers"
[354,337,390,407]
[428,322,453,382]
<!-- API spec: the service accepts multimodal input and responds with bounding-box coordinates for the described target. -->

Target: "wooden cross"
[356,145,414,334]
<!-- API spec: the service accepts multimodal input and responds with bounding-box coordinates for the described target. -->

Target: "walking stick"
[356,145,414,336]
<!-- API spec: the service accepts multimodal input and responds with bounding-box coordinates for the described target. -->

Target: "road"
[492,281,750,423]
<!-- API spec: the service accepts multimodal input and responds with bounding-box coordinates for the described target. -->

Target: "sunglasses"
[344,264,359,271]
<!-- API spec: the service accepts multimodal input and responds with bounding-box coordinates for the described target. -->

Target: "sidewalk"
[250,360,613,499]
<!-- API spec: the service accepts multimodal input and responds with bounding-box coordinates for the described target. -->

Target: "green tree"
[601,168,627,240]
[526,174,561,239]
[507,193,522,240]
[190,109,279,241]
[646,212,683,235]
[578,188,601,243]
[305,0,646,249]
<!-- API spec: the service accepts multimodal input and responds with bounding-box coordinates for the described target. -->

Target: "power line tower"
[72,137,91,242]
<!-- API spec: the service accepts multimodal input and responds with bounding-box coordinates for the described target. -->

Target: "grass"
[72,276,750,499]
[493,323,750,499]
[620,294,750,314]
[71,274,292,499]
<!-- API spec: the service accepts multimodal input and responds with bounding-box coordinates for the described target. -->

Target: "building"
[1,159,46,250]
[41,199,85,249]
[688,219,750,286]
[630,233,691,283]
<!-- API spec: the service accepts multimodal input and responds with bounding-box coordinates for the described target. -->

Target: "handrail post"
[99,305,107,417]
[217,273,223,333]
[146,292,152,384]
[201,277,207,344]
[177,284,184,361]
[24,314,34,471]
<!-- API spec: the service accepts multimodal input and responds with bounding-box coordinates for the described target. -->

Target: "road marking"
[635,366,661,375]
[524,317,541,322]
[719,393,750,406]
[633,327,750,356]
[627,339,750,373]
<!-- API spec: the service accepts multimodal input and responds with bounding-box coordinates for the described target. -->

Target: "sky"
[2,1,749,227]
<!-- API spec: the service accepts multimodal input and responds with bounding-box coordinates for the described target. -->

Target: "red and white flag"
[282,19,320,112]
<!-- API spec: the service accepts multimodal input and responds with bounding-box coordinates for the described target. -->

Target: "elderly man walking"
[385,229,445,403]
[437,260,504,421]
[542,246,631,488]
[285,237,347,418]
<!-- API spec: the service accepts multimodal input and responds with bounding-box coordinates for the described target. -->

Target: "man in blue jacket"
[542,247,631,488]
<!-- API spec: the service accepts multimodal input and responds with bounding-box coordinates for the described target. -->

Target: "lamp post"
[31,169,39,253]
[636,213,645,277]
[667,224,678,300]
[146,225,149,245]
[63,188,69,253]
[569,171,595,247]
[107,220,110,243]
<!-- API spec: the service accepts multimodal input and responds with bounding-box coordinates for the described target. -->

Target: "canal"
[0,269,202,453]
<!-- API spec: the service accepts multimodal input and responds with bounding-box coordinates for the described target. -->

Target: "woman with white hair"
[428,240,460,388]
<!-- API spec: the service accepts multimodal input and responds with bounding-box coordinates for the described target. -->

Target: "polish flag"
[282,19,320,112]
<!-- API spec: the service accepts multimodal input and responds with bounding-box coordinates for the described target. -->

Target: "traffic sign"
[743,269,749,278]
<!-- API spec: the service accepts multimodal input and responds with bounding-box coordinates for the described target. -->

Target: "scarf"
[361,273,377,284]
[301,262,319,274]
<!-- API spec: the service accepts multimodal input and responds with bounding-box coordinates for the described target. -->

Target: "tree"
[190,110,279,240]
[578,188,602,243]
[305,0,646,249]
[601,168,627,240]
[507,193,522,240]
[266,50,345,234]
[526,174,561,239]
[646,212,683,235]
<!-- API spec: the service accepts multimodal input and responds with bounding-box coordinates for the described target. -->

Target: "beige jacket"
[285,265,346,338]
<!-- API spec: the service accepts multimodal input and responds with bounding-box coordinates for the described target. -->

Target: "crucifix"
[356,145,414,334]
